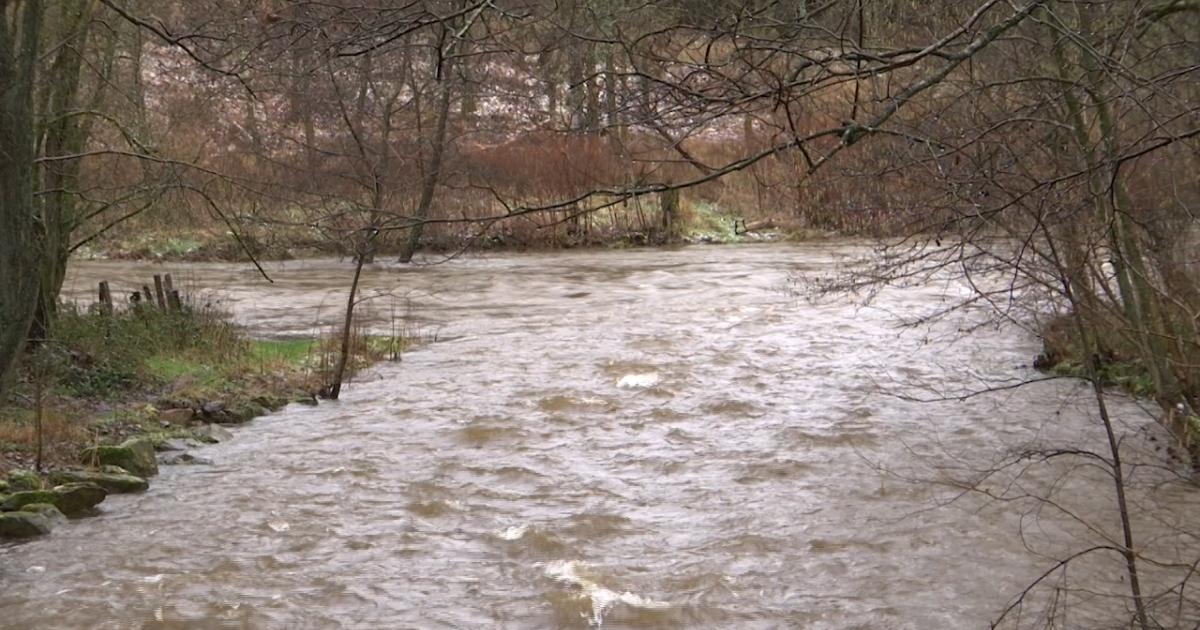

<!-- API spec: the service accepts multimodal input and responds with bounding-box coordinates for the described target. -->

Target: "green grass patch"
[687,200,741,242]
[143,354,224,389]
[248,338,318,365]
[47,302,244,399]
[151,237,202,258]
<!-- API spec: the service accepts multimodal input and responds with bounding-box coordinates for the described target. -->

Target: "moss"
[21,503,67,525]
[1036,314,1161,401]
[48,482,108,516]
[80,437,157,478]
[0,511,53,538]
[1,490,59,511]
[49,470,148,493]
[229,400,266,421]
[6,469,42,491]
[1043,354,1157,399]
[251,393,289,411]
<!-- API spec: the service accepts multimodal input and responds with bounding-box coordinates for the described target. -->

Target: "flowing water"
[3,243,1199,629]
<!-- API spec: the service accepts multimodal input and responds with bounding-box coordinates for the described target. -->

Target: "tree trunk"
[397,54,454,263]
[659,187,680,243]
[30,0,107,342]
[0,0,44,396]
[325,247,368,400]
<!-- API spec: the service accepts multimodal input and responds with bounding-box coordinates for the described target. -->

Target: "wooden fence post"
[98,281,113,315]
[153,274,167,309]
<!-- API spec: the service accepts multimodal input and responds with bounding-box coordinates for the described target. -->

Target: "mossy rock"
[251,394,287,411]
[2,484,107,517]
[1,490,58,512]
[7,469,42,491]
[50,483,107,517]
[81,437,158,477]
[0,480,9,493]
[192,424,232,443]
[0,511,54,538]
[291,394,319,406]
[49,469,148,494]
[205,401,256,425]
[21,503,67,527]
[230,400,266,421]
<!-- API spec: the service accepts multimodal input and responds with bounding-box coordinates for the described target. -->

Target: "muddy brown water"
[2,243,1198,629]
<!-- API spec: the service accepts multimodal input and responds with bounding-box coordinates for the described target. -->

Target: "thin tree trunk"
[326,247,368,400]
[397,57,454,263]
[1070,307,1150,630]
[1042,227,1151,630]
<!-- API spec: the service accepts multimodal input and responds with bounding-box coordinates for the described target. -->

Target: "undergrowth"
[1,299,410,473]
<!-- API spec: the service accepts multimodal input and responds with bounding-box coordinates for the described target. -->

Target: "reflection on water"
[1,243,1197,629]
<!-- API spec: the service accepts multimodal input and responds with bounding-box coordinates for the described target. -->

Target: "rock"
[207,410,249,425]
[49,470,148,494]
[49,483,107,517]
[229,400,265,422]
[252,394,287,411]
[81,437,158,477]
[7,469,42,491]
[292,394,319,406]
[199,399,251,425]
[159,408,194,426]
[1,490,58,512]
[157,438,202,452]
[0,511,53,538]
[0,480,8,493]
[193,424,233,443]
[21,503,67,527]
[160,452,213,466]
[2,484,106,517]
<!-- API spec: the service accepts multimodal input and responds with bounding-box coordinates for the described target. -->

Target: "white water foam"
[542,560,669,627]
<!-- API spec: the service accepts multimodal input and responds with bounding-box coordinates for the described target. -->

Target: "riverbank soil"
[0,301,397,503]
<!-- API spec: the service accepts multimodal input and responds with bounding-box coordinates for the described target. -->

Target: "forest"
[1,1,1199,628]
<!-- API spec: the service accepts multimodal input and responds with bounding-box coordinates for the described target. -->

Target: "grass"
[1,299,410,475]
[151,237,202,258]
[144,355,219,383]
[1036,312,1160,399]
[687,200,741,242]
[248,338,318,365]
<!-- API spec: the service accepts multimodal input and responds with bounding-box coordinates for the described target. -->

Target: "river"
[2,243,1198,629]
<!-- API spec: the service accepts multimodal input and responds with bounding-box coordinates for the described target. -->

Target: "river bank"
[75,200,832,263]
[0,299,402,539]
